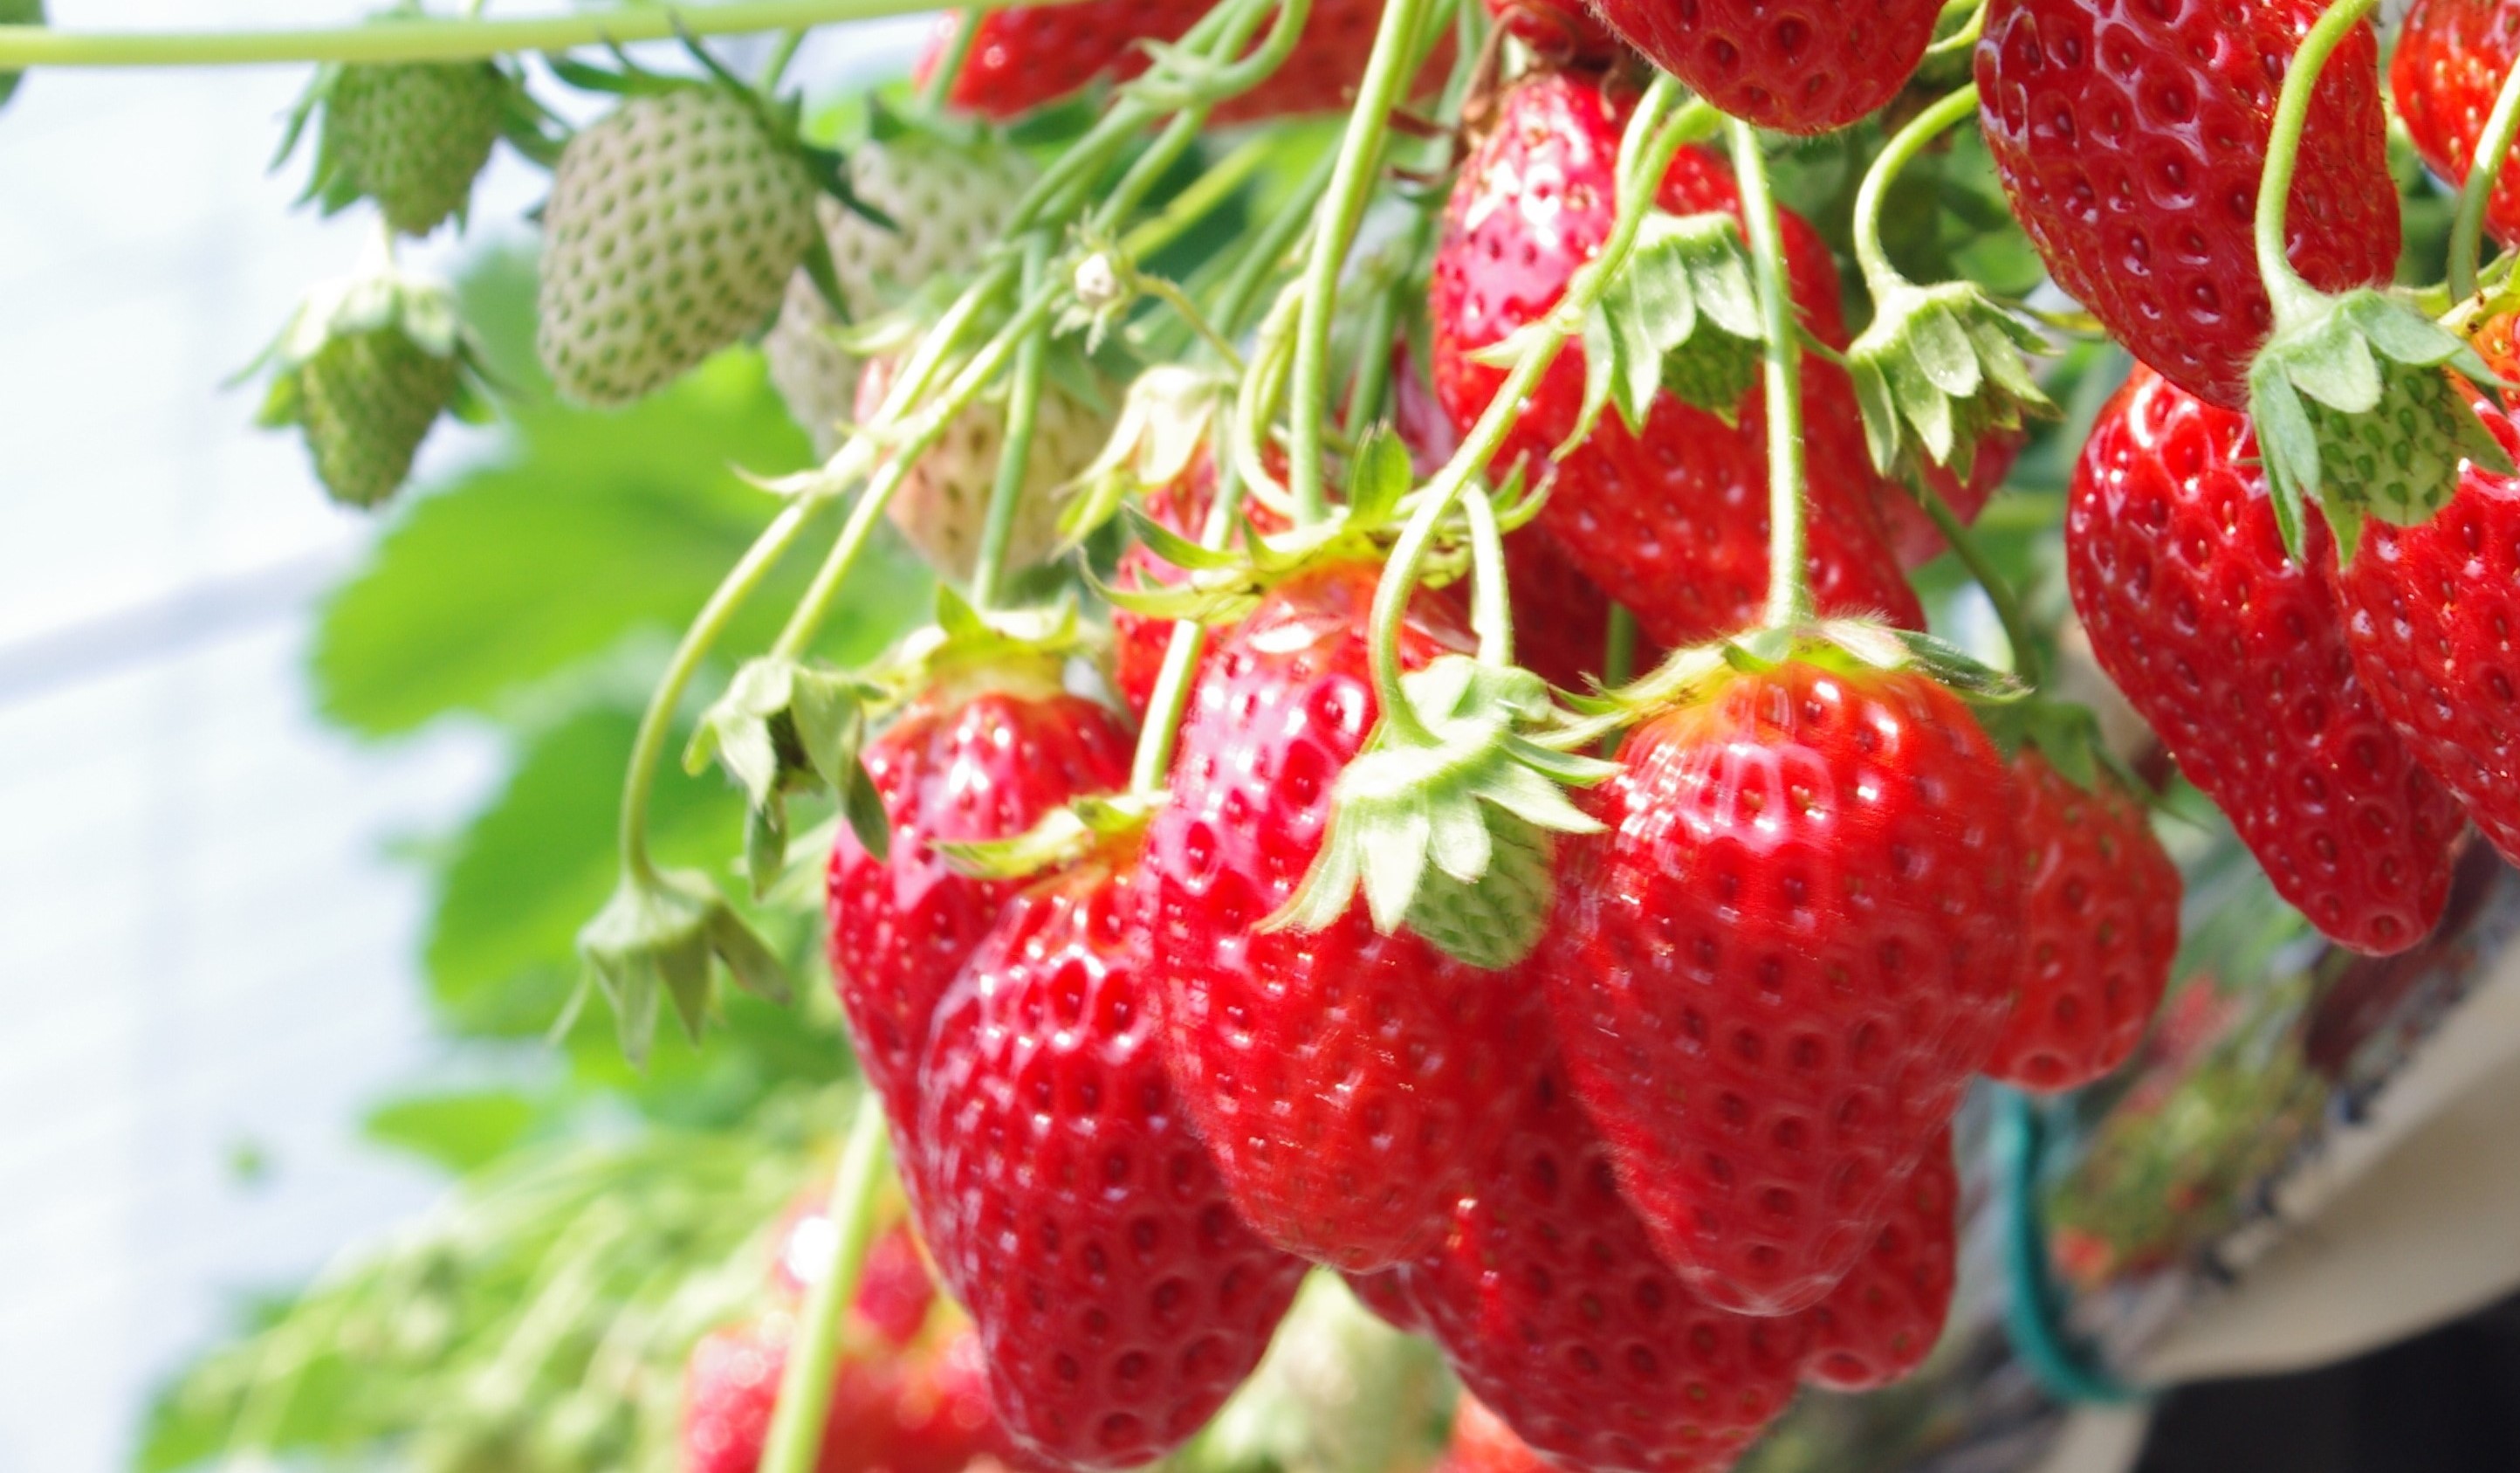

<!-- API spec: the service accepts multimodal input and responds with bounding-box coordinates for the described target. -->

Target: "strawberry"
[286,57,511,237]
[2325,390,2520,866]
[1542,655,2022,1315]
[1796,1129,1956,1391]
[1483,0,1621,59]
[1108,451,1294,719]
[826,661,1134,1132]
[681,1318,993,1473]
[915,853,1307,1469]
[856,354,1111,583]
[1974,0,2399,409]
[1500,527,1664,692]
[1430,71,1923,652]
[539,87,821,406]
[1141,559,1548,1271]
[1590,0,1942,134]
[1340,1269,1428,1334]
[251,265,481,509]
[1877,433,2019,570]
[2064,366,2462,954]
[1437,1395,1553,1473]
[2393,0,2520,248]
[1405,1062,1806,1473]
[769,1203,938,1351]
[766,132,1037,457]
[920,0,1441,124]
[1983,747,2181,1091]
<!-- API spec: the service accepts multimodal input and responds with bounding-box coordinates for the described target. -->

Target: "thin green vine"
[920,10,981,110]
[2450,54,2520,303]
[1852,84,1979,299]
[1728,117,1813,630]
[2251,0,2380,328]
[756,1098,893,1473]
[972,238,1051,611]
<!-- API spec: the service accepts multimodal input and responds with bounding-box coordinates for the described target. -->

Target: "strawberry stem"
[756,1097,894,1473]
[1130,453,1251,793]
[1912,477,2045,687]
[2450,54,2520,303]
[972,237,1051,613]
[2251,0,2379,330]
[1603,605,1638,687]
[1851,84,1979,300]
[1286,0,1439,524]
[0,0,1064,67]
[921,10,980,110]
[1729,117,1813,630]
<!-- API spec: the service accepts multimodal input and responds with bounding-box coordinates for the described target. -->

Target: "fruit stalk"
[970,238,1051,612]
[1914,478,2043,685]
[1286,0,1438,523]
[1729,115,1814,628]
[1129,454,1251,792]
[756,1098,894,1473]
[2450,53,2520,302]
[2251,0,2382,328]
[1852,84,1979,299]
[0,0,1088,68]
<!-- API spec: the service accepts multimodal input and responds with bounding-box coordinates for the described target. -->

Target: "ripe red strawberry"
[681,1318,993,1473]
[827,668,1135,1128]
[1406,1062,1807,1472]
[2064,366,2462,954]
[1340,1269,1427,1334]
[1500,528,1667,691]
[1109,453,1291,719]
[770,1205,937,1350]
[2393,0,2520,248]
[1484,0,1620,59]
[916,853,1307,1469]
[921,0,1443,124]
[2325,390,2520,866]
[1877,433,2020,570]
[1796,1129,1956,1391]
[1430,71,1923,652]
[1975,0,2399,409]
[1437,1395,1553,1473]
[1984,747,2182,1091]
[1141,559,1548,1271]
[1542,656,2022,1315]
[1591,0,1941,134]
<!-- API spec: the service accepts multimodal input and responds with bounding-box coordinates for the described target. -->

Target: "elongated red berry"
[2064,366,2462,954]
[1984,748,2182,1091]
[916,855,1306,1469]
[1142,560,1548,1271]
[1431,71,1922,652]
[1796,1129,1956,1391]
[2393,0,2520,247]
[1406,1063,1807,1473]
[827,670,1134,1126]
[1542,657,2022,1315]
[1591,0,1942,134]
[1976,0,2398,408]
[2326,391,2520,866]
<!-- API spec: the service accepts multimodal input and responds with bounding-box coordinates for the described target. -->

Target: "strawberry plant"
[13,0,2520,1464]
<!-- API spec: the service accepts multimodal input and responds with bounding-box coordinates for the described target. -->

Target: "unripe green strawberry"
[855,355,1109,583]
[298,60,509,236]
[253,265,480,509]
[539,87,820,406]
[766,132,1035,453]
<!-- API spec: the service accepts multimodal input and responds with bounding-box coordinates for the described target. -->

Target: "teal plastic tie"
[1993,1086,2148,1406]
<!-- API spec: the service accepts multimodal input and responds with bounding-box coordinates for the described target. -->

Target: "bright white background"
[0,6,925,1469]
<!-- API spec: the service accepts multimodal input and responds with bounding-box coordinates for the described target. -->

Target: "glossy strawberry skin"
[1591,0,1941,134]
[924,0,1439,124]
[1542,658,2022,1315]
[827,680,1136,1130]
[1975,0,2398,409]
[1405,1063,1807,1473]
[2393,0,2520,247]
[915,857,1306,1470]
[1142,560,1548,1272]
[1796,1129,1956,1391]
[1502,527,1666,692]
[2326,394,2520,866]
[2064,367,2462,954]
[1431,71,1923,652]
[682,1318,992,1473]
[1984,748,2182,1091]
[1110,457,1291,720]
[1437,1396,1555,1473]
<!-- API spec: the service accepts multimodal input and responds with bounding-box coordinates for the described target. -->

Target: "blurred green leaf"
[365,1090,541,1174]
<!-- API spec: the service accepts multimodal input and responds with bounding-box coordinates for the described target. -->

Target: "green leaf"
[363,1090,539,1175]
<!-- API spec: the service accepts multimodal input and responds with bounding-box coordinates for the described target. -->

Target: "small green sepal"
[684,656,887,892]
[1056,365,1232,547]
[574,868,790,1064]
[934,793,1162,880]
[1846,280,2056,480]
[2248,288,2514,563]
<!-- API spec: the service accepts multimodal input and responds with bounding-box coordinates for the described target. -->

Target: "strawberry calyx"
[1056,364,1234,549]
[1848,278,2056,482]
[931,791,1161,882]
[246,251,490,416]
[575,864,791,1065]
[1972,695,2151,803]
[684,655,889,895]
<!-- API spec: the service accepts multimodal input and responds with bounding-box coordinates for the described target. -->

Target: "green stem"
[1286,0,1433,524]
[1459,482,1512,668]
[759,25,807,87]
[1921,0,1986,61]
[757,1098,893,1473]
[1213,145,1341,337]
[2252,0,2379,328]
[1602,605,1638,685]
[1912,478,2043,686]
[619,497,822,881]
[2451,54,2520,303]
[972,239,1050,612]
[1852,83,1978,296]
[1730,117,1812,630]
[920,10,980,109]
[1129,453,1248,793]
[1123,130,1278,265]
[1345,287,1400,430]
[0,0,1094,67]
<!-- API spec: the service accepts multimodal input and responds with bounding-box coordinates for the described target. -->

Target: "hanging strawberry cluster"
[19,0,2520,1460]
